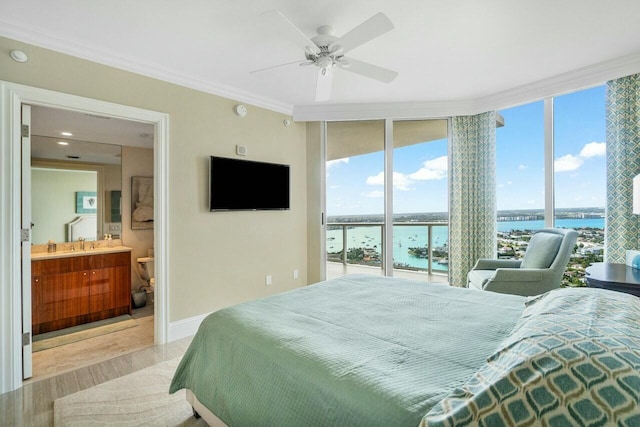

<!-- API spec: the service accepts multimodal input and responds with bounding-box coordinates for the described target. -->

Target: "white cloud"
[554,141,605,173]
[366,171,414,191]
[518,164,528,170]
[366,171,384,186]
[555,154,583,172]
[366,156,448,192]
[409,156,448,181]
[326,158,349,170]
[579,141,606,158]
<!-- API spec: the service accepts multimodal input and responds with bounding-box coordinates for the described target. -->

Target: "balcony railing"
[326,221,449,275]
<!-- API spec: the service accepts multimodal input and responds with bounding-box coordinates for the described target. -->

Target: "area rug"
[33,315,138,352]
[54,356,207,426]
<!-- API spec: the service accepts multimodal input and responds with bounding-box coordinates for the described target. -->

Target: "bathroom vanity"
[31,246,132,335]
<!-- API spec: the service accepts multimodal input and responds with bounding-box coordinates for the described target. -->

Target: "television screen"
[209,156,290,211]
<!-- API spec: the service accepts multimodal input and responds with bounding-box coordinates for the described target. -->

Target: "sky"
[326,85,606,216]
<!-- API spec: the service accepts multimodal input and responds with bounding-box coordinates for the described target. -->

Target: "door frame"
[0,80,170,392]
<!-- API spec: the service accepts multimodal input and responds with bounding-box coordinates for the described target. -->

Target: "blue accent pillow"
[520,232,562,269]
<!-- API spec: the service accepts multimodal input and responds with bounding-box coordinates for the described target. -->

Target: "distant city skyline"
[326,85,606,216]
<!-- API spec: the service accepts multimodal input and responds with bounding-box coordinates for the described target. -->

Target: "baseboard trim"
[167,312,211,342]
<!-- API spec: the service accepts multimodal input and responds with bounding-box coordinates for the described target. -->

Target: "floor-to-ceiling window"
[495,101,544,259]
[325,120,385,277]
[392,120,448,276]
[553,86,606,284]
[495,85,606,285]
[325,119,449,281]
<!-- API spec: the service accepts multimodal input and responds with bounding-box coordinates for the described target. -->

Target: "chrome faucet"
[78,237,85,251]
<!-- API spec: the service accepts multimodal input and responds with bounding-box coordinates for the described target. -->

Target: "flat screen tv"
[209,156,290,211]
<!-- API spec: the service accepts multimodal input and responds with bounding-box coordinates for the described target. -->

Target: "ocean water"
[327,217,604,270]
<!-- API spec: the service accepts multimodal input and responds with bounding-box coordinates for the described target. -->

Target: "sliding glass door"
[325,119,449,281]
[391,120,448,277]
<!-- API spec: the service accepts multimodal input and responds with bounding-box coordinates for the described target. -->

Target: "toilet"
[137,256,155,294]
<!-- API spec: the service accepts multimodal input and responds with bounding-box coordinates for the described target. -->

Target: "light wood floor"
[29,303,156,382]
[1,303,193,426]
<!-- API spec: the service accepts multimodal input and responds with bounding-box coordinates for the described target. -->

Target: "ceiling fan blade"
[262,10,321,55]
[339,57,398,83]
[329,12,394,54]
[315,68,333,102]
[250,60,311,75]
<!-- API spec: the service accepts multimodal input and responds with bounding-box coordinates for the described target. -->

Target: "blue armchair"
[467,227,578,297]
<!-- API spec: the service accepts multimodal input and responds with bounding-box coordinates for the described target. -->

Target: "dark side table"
[585,262,640,297]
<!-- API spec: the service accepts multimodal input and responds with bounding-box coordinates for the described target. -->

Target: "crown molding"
[292,100,475,122]
[473,51,640,113]
[0,22,294,116]
[3,20,640,121]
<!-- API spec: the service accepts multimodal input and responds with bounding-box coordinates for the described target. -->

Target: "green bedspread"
[169,274,526,427]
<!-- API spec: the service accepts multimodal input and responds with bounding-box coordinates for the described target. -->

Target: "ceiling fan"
[252,10,398,102]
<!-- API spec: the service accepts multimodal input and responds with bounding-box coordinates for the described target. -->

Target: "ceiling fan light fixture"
[317,56,333,70]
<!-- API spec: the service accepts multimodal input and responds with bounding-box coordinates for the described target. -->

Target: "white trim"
[293,100,476,122]
[168,312,211,342]
[0,21,293,116]
[383,119,394,276]
[0,81,170,394]
[293,53,640,121]
[544,98,555,227]
[475,52,640,113]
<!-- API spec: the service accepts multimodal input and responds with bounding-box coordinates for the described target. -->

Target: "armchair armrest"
[472,259,522,270]
[483,268,557,296]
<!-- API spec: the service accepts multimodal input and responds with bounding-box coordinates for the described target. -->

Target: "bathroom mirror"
[31,139,122,245]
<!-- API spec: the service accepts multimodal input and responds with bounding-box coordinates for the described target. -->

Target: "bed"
[169,274,640,426]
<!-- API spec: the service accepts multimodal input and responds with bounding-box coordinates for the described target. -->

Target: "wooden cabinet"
[32,251,131,335]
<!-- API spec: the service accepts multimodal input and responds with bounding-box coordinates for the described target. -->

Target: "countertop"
[31,245,132,260]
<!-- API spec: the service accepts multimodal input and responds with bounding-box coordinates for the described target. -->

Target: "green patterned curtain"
[605,73,640,262]
[449,111,497,288]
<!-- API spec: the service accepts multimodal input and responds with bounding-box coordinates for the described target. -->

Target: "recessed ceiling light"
[57,141,69,146]
[61,131,73,136]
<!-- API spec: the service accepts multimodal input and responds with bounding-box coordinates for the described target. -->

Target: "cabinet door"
[113,265,132,312]
[39,271,90,324]
[88,268,113,313]
[32,275,42,330]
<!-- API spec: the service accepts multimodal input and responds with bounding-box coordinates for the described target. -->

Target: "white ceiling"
[30,105,154,164]
[3,0,640,116]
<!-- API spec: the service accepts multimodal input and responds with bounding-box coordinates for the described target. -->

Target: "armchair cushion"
[520,233,562,269]
[467,270,495,290]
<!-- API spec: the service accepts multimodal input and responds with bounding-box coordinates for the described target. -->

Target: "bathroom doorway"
[27,104,157,381]
[1,81,170,391]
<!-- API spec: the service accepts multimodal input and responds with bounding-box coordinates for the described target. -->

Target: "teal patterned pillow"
[421,288,640,426]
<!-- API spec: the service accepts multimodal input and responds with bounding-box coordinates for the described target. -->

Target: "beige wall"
[121,146,154,291]
[1,36,310,322]
[306,122,323,284]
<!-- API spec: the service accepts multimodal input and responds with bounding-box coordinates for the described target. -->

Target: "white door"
[21,104,32,379]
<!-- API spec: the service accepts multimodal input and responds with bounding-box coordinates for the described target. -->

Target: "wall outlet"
[293,269,299,279]
[265,274,272,286]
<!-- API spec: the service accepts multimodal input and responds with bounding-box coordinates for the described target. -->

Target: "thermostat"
[234,104,247,117]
